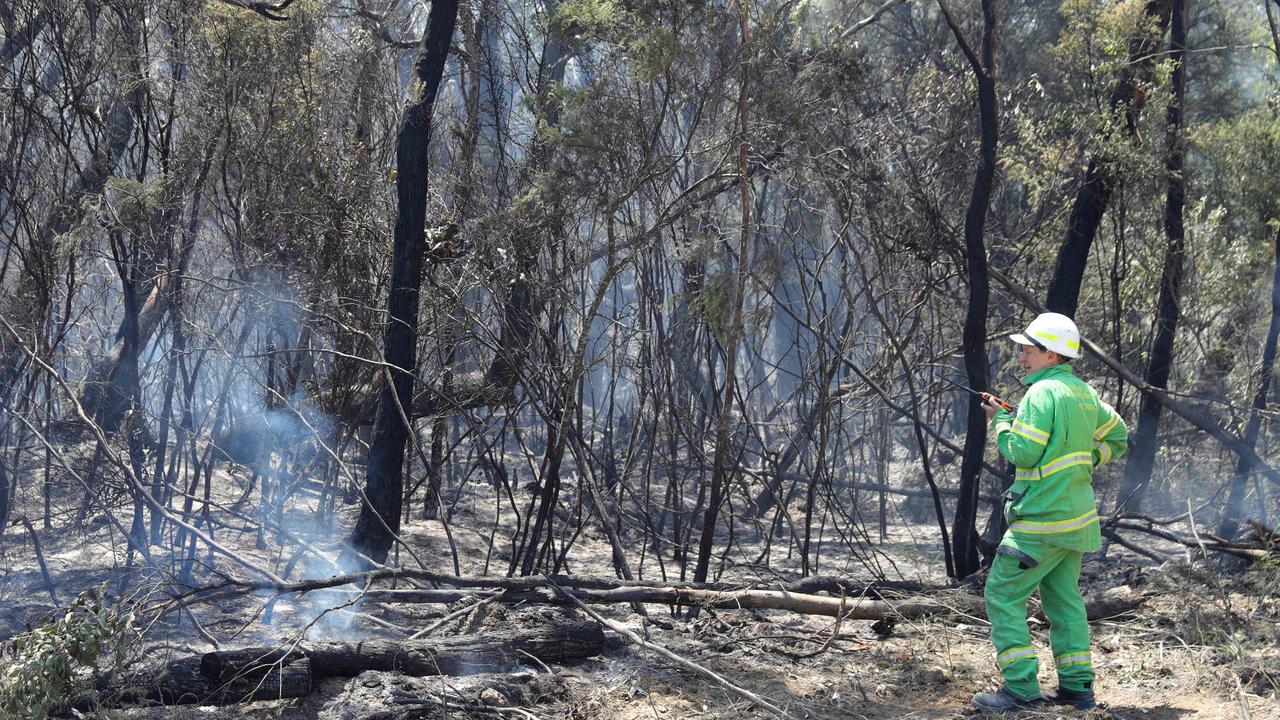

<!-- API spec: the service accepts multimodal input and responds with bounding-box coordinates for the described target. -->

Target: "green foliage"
[696,267,737,347]
[1195,104,1280,241]
[1052,0,1162,84]
[102,177,167,233]
[552,0,623,37]
[0,590,134,719]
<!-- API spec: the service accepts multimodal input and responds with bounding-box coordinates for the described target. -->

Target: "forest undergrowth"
[0,448,1276,720]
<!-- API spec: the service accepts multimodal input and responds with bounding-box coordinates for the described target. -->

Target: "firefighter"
[971,312,1128,713]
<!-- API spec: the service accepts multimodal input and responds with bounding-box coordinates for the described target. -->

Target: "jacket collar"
[1020,362,1073,387]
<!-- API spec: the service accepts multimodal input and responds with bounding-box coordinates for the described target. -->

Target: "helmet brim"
[1009,333,1036,346]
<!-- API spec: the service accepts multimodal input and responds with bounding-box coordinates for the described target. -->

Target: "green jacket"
[990,363,1128,553]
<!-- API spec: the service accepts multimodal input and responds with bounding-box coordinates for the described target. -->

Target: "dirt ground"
[1,457,1278,720]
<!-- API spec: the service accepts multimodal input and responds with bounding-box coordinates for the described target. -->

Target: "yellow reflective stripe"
[1014,451,1094,481]
[1094,440,1113,465]
[1010,420,1050,446]
[1014,467,1043,481]
[1093,413,1119,440]
[1010,509,1099,535]
[1033,330,1078,351]
[1055,652,1091,667]
[1037,451,1092,478]
[997,645,1037,668]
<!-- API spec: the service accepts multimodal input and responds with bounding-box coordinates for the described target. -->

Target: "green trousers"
[985,537,1093,697]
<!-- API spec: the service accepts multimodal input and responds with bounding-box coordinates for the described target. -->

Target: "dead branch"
[1111,520,1272,561]
[16,515,57,605]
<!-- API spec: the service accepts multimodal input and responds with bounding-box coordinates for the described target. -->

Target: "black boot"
[971,685,1044,713]
[1044,684,1096,710]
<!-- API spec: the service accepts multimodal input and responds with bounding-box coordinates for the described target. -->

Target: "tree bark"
[344,0,461,566]
[941,0,998,580]
[1118,0,1186,514]
[1045,0,1173,316]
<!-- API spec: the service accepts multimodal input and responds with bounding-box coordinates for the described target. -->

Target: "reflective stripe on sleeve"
[1009,420,1050,446]
[1093,413,1119,440]
[1094,440,1113,465]
[1014,467,1042,482]
[1009,509,1099,535]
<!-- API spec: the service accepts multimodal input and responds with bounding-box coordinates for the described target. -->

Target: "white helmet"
[1010,312,1082,359]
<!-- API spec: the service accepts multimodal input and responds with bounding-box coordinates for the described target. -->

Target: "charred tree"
[1118,0,1186,514]
[344,0,461,567]
[1220,1,1280,539]
[1044,0,1173,316]
[940,0,999,580]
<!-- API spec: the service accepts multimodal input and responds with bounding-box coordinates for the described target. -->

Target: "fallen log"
[101,651,312,706]
[282,574,1139,624]
[98,620,604,707]
[354,586,939,619]
[302,620,604,676]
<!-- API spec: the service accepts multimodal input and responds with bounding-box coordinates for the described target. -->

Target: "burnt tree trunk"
[944,0,998,580]
[1119,0,1186,514]
[1045,0,1173,316]
[344,0,461,566]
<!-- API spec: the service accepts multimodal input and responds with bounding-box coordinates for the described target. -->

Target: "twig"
[783,587,849,660]
[541,575,790,718]
[406,593,503,640]
[17,516,58,605]
[516,649,554,675]
[1235,674,1253,720]
[1186,502,1236,626]
[936,0,985,79]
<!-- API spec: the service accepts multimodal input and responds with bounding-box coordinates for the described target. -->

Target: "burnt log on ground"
[100,651,313,707]
[97,621,604,707]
